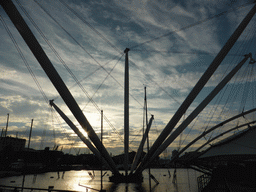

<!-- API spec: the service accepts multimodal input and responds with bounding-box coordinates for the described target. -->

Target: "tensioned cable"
[167,4,256,151]
[204,20,256,140]
[34,0,145,146]
[180,3,256,152]
[1,13,93,154]
[0,15,48,104]
[179,19,256,149]
[40,108,51,150]
[206,55,253,140]
[36,0,188,106]
[129,59,181,104]
[221,21,256,117]
[131,50,244,57]
[82,54,124,111]
[238,65,254,113]
[0,14,81,152]
[237,24,256,114]
[33,0,147,139]
[58,0,254,109]
[43,0,153,110]
[129,3,255,106]
[207,64,253,142]
[58,0,122,54]
[16,0,125,142]
[33,0,124,95]
[130,2,254,50]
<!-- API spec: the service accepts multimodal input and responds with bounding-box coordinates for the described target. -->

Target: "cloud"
[0,0,255,157]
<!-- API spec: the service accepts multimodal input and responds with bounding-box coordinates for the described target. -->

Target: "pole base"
[109,173,143,183]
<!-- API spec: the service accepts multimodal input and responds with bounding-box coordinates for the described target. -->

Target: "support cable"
[1,15,78,153]
[203,19,256,141]
[58,0,122,54]
[130,2,254,50]
[129,59,181,104]
[33,0,124,93]
[82,54,124,111]
[0,15,48,104]
[16,0,125,144]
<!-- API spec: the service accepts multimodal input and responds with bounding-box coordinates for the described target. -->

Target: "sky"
[0,0,256,157]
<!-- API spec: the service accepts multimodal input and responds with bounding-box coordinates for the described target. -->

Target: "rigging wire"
[4,0,256,154]
[32,0,149,143]
[0,12,83,154]
[58,0,122,54]
[130,2,254,50]
[52,0,180,107]
[204,19,256,142]
[178,17,256,150]
[40,108,52,150]
[0,15,48,104]
[34,0,218,111]
[81,54,124,111]
[129,59,181,105]
[129,2,255,110]
[0,14,62,150]
[33,0,124,96]
[17,0,126,143]
[131,50,244,57]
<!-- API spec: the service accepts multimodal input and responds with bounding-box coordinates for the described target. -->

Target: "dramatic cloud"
[0,0,256,157]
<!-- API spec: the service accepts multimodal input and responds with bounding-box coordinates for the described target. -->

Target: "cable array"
[2,0,256,157]
[0,15,48,104]
[17,0,125,143]
[130,2,254,50]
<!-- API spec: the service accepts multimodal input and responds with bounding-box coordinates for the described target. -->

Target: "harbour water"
[0,169,202,192]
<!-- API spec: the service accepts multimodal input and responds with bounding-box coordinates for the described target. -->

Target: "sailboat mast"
[124,48,130,176]
[27,119,34,149]
[4,113,9,137]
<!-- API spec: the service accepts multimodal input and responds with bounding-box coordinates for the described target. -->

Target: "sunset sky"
[0,0,256,157]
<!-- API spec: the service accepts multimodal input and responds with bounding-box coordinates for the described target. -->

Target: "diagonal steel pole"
[138,54,251,172]
[50,100,114,173]
[135,3,256,175]
[195,120,256,153]
[0,0,119,175]
[130,115,154,174]
[172,107,256,161]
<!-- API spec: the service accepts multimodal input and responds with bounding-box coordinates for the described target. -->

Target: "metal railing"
[0,185,82,192]
[197,174,211,192]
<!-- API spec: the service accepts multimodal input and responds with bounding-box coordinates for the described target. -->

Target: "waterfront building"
[0,136,26,152]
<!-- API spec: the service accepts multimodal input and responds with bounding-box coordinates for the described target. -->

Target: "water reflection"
[0,169,202,192]
[107,183,147,192]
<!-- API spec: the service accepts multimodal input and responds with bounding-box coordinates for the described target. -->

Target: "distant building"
[0,136,26,151]
[171,149,179,160]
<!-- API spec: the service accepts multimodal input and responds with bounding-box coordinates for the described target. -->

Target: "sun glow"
[79,127,88,138]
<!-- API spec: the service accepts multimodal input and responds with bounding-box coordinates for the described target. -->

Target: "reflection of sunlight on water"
[0,169,202,191]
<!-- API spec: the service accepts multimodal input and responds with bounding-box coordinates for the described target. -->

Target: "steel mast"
[124,48,130,177]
